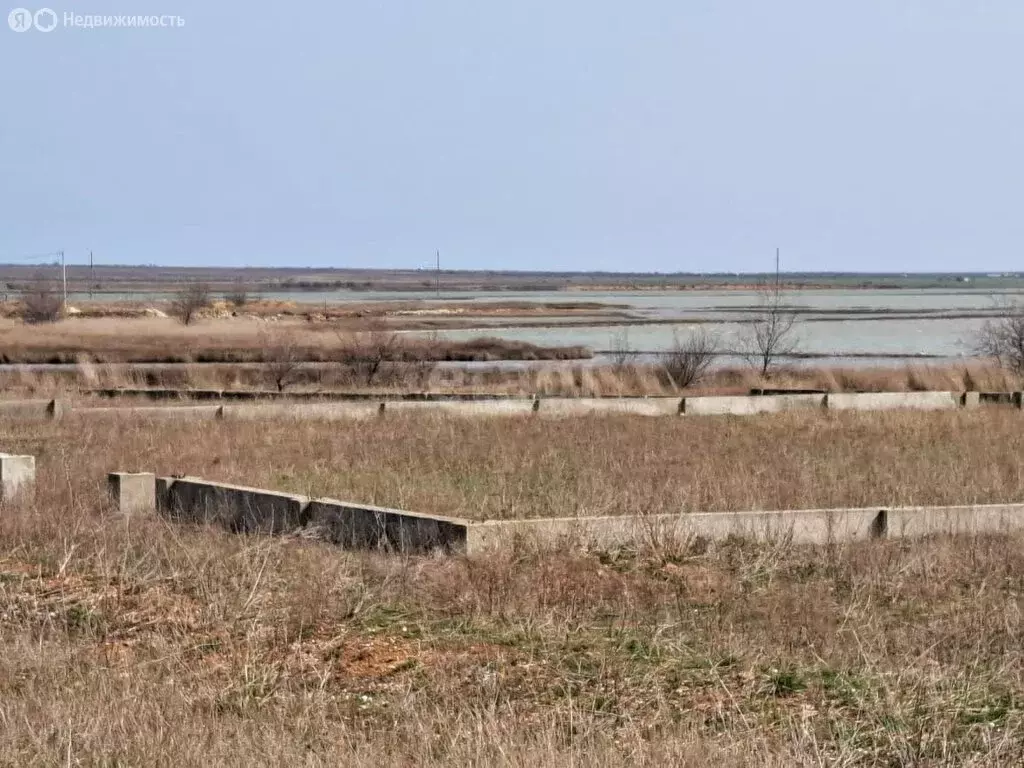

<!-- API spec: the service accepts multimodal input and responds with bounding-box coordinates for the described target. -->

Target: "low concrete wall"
[540,397,681,416]
[76,405,222,420]
[886,504,1024,537]
[141,471,1024,557]
[466,507,885,553]
[219,403,381,421]
[0,399,65,421]
[305,498,470,553]
[824,391,960,411]
[384,400,538,417]
[157,476,309,534]
[683,394,825,416]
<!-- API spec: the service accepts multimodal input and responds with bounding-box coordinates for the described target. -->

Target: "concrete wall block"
[825,392,959,411]
[683,394,825,416]
[108,472,156,514]
[0,453,35,502]
[0,400,58,421]
[539,398,682,417]
[158,476,308,534]
[305,499,469,553]
[219,403,381,421]
[76,406,222,420]
[886,504,1024,538]
[465,508,886,554]
[384,400,538,417]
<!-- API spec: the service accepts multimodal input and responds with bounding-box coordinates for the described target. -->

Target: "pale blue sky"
[1,1,1022,272]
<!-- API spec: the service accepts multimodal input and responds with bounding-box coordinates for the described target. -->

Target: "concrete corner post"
[0,453,35,501]
[108,472,156,514]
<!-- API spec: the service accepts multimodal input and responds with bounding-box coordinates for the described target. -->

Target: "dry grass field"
[2,411,1024,764]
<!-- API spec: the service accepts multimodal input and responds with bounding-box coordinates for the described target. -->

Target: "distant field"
[2,263,1023,295]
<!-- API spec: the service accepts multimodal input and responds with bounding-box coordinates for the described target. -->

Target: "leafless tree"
[975,301,1024,373]
[741,252,800,377]
[263,331,304,392]
[170,282,211,326]
[21,272,63,324]
[660,327,719,389]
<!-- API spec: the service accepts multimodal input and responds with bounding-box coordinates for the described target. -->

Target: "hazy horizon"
[3,2,1022,272]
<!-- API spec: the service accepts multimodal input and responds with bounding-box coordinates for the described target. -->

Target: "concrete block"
[824,391,959,412]
[539,397,682,417]
[465,507,886,554]
[384,400,538,417]
[219,403,381,421]
[108,472,156,514]
[74,406,222,420]
[0,453,35,501]
[305,498,470,553]
[886,504,1024,537]
[682,394,825,416]
[157,476,309,534]
[0,400,59,421]
[961,391,981,409]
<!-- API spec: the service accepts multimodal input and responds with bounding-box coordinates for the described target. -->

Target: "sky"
[1,1,1022,273]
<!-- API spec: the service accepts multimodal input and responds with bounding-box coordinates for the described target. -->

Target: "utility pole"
[89,249,94,299]
[775,247,781,289]
[60,250,67,308]
[435,249,440,298]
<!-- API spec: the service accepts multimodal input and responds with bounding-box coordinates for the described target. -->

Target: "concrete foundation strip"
[103,472,1024,556]
[0,389,1009,421]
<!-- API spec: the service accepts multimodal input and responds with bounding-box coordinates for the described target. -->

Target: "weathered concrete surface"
[305,498,470,553]
[0,399,65,421]
[384,400,538,417]
[157,476,309,534]
[0,453,35,501]
[75,405,222,420]
[219,403,381,421]
[682,394,825,416]
[961,391,981,409]
[466,508,886,553]
[108,472,156,515]
[540,397,681,417]
[886,504,1024,537]
[825,391,960,411]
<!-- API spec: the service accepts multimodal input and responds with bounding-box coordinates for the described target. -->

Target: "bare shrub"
[609,328,632,370]
[21,272,63,324]
[169,282,210,326]
[660,328,719,389]
[975,302,1024,374]
[225,279,249,308]
[334,323,401,386]
[263,331,304,392]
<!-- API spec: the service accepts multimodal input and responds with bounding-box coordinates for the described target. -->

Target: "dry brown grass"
[1,358,1019,402]
[0,316,588,365]
[5,408,1024,521]
[1,411,1024,763]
